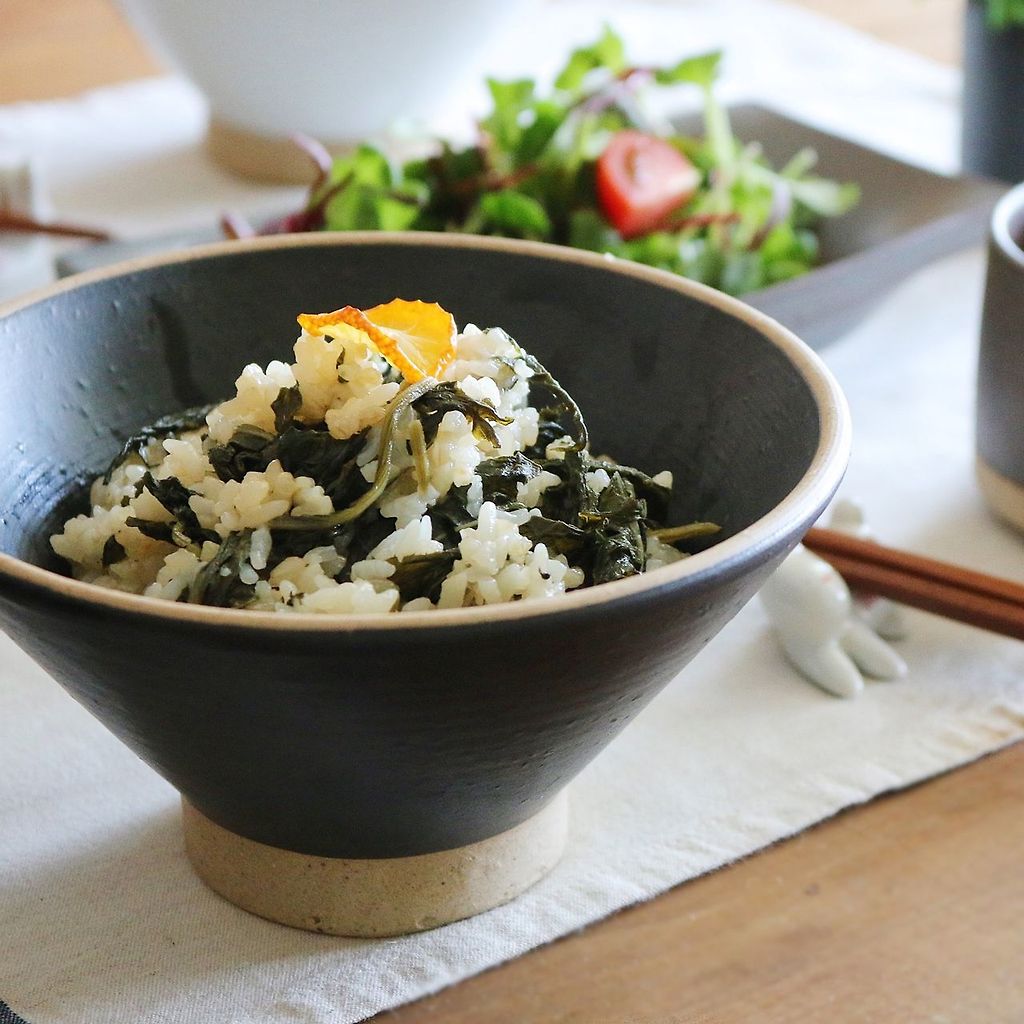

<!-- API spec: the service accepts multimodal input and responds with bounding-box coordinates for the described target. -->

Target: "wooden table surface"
[6,3,1023,1022]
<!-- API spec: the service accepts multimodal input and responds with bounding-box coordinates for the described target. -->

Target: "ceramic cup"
[962,0,1024,184]
[976,182,1024,528]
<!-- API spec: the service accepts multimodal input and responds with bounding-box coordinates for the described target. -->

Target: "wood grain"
[0,0,963,105]
[790,0,964,64]
[0,0,163,103]
[379,742,1024,1023]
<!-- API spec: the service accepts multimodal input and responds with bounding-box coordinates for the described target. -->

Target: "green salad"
[236,27,859,297]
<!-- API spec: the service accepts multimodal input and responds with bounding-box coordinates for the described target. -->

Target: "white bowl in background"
[118,0,530,182]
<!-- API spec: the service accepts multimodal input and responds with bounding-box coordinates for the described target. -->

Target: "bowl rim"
[992,181,1024,270]
[0,231,851,631]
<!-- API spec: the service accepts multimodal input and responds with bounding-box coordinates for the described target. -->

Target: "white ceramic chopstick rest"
[760,544,908,698]
[829,498,907,640]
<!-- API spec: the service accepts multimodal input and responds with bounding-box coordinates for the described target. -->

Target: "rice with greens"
[51,300,716,613]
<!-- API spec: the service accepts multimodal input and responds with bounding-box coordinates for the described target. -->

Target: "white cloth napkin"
[5,3,1020,1024]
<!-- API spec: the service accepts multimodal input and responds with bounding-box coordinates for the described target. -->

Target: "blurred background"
[0,0,964,104]
[0,0,993,318]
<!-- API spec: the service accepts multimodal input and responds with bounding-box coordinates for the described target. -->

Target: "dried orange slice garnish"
[297,299,456,382]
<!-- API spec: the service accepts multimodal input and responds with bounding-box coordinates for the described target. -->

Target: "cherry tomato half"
[595,130,701,239]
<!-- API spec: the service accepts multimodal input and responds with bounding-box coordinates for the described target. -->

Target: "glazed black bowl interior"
[0,234,849,859]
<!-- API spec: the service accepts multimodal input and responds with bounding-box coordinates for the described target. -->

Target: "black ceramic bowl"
[0,234,849,935]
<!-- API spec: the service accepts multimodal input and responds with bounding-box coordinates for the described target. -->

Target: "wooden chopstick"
[0,209,111,241]
[804,528,1024,605]
[802,527,1024,641]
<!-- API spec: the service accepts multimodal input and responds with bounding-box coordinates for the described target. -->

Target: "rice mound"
[51,316,687,613]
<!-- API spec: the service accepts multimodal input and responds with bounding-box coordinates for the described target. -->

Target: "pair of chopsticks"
[803,527,1024,641]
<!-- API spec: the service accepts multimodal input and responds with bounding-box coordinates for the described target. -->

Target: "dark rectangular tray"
[723,106,1005,346]
[57,104,1006,350]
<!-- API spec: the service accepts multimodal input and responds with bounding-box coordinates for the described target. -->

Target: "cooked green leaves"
[390,550,459,603]
[588,459,672,521]
[411,381,512,447]
[209,423,369,507]
[208,425,276,482]
[101,535,126,567]
[517,352,589,452]
[271,385,303,433]
[128,472,218,550]
[529,452,648,585]
[478,452,543,507]
[584,472,647,585]
[186,531,257,607]
[429,484,476,548]
[106,340,717,609]
[518,515,587,560]
[102,404,213,483]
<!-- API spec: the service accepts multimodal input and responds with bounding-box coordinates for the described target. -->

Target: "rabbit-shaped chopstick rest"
[760,500,907,698]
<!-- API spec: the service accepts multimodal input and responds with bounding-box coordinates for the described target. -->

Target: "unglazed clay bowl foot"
[0,234,849,935]
[182,793,569,937]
